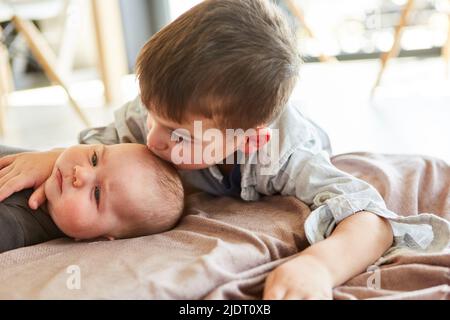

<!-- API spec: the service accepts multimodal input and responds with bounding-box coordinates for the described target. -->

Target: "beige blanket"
[0,152,448,299]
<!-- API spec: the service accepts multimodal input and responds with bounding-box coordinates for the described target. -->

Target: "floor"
[292,56,450,163]
[1,57,449,163]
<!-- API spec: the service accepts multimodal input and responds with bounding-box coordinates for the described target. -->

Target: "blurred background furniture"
[12,15,91,125]
[371,0,450,95]
[0,25,14,135]
[0,0,91,133]
[372,0,415,95]
[444,11,450,75]
[283,0,337,63]
[91,0,128,108]
[0,0,129,135]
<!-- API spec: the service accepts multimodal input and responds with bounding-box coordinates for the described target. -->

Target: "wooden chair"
[283,0,337,63]
[0,25,14,135]
[371,0,415,96]
[443,11,450,77]
[371,0,450,96]
[0,0,91,136]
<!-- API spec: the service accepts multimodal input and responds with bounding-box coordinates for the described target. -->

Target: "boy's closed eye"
[171,129,198,145]
[149,111,198,144]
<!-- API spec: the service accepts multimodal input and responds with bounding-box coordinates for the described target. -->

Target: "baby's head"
[136,0,299,169]
[44,143,184,240]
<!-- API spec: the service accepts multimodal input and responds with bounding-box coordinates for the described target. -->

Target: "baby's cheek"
[52,201,93,237]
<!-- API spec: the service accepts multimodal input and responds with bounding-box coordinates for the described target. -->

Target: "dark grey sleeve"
[0,146,65,253]
[0,189,65,253]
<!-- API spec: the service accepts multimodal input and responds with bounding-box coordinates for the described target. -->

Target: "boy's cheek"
[145,133,151,149]
[146,114,153,130]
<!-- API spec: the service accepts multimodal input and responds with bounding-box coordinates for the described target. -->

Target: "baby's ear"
[241,127,272,154]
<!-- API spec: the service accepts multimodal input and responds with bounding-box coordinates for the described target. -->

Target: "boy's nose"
[72,165,94,188]
[147,131,169,152]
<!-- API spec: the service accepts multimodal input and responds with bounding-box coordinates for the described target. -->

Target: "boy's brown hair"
[136,0,300,129]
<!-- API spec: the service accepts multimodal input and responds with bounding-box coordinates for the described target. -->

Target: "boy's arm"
[0,148,64,208]
[263,211,393,299]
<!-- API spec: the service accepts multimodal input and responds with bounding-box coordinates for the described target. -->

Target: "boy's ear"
[241,127,271,154]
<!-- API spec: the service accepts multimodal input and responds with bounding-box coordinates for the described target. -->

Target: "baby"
[0,143,184,252]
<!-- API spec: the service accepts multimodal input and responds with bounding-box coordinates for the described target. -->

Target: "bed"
[0,152,448,299]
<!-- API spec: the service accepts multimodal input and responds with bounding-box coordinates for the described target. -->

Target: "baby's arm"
[263,211,393,299]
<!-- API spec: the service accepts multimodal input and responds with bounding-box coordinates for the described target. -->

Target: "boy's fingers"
[0,175,26,202]
[0,170,17,193]
[0,155,15,169]
[0,165,13,180]
[263,283,285,300]
[0,172,15,201]
[29,183,46,210]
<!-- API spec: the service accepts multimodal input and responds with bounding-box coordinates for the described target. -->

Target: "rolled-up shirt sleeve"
[255,146,450,261]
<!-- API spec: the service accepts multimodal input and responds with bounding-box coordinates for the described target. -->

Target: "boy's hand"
[0,149,63,208]
[263,255,333,300]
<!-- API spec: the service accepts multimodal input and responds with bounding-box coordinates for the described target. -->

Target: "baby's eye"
[94,186,101,206]
[91,152,98,167]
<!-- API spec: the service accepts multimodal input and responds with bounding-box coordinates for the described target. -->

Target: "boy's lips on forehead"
[149,146,168,159]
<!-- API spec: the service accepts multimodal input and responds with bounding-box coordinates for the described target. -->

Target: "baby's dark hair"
[136,0,300,130]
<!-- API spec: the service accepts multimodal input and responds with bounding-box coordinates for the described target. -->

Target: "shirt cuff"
[304,197,450,264]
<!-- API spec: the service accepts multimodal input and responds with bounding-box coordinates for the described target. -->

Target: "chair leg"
[0,26,14,136]
[0,28,14,94]
[284,0,337,63]
[55,0,80,80]
[11,15,91,127]
[0,93,5,137]
[442,13,450,78]
[371,0,414,96]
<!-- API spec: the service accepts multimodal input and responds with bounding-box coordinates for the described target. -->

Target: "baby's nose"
[72,166,94,187]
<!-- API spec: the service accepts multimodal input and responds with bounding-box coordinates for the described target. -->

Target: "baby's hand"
[263,255,333,300]
[0,149,63,208]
